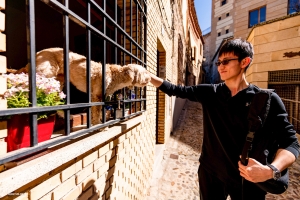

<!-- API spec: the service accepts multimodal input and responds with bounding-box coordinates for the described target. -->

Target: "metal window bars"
[269,69,300,134]
[268,84,300,135]
[0,0,147,165]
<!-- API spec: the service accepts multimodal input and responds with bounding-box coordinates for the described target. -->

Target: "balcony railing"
[281,98,300,134]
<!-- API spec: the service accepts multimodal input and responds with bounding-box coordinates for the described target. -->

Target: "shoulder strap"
[241,88,274,166]
[248,89,273,131]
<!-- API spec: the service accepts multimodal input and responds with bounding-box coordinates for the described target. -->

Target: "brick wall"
[147,0,188,144]
[0,116,155,199]
[0,1,155,200]
[146,0,175,144]
[0,0,197,199]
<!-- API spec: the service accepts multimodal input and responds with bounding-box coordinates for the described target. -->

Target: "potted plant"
[2,73,66,152]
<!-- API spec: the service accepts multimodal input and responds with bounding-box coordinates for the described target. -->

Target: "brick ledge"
[0,114,146,198]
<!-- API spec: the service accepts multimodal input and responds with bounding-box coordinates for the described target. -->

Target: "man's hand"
[239,149,295,183]
[238,158,273,183]
[147,71,163,88]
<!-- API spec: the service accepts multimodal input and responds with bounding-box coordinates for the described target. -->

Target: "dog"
[10,48,151,125]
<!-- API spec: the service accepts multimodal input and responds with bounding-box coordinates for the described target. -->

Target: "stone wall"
[234,0,288,39]
[0,0,155,199]
[246,14,300,88]
[209,0,291,71]
[202,32,212,83]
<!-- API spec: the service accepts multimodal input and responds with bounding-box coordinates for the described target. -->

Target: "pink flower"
[2,73,66,108]
[59,92,66,99]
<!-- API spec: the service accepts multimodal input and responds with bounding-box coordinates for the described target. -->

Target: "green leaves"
[3,73,66,120]
[6,91,31,108]
[36,89,65,107]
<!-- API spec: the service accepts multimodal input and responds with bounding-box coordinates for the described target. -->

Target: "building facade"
[154,0,204,144]
[204,0,299,84]
[246,12,300,134]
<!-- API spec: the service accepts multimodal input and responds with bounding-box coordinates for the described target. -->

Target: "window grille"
[269,69,300,84]
[0,0,147,164]
[269,69,300,134]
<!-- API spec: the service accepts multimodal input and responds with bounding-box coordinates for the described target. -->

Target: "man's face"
[217,53,244,81]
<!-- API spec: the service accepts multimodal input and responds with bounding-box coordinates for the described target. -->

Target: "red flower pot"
[5,114,56,152]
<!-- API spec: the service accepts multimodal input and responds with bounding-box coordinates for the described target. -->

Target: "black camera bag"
[240,89,288,194]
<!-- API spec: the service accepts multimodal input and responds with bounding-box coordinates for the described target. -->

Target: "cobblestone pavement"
[146,100,300,200]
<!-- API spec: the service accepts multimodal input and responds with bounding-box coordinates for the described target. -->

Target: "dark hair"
[218,38,254,71]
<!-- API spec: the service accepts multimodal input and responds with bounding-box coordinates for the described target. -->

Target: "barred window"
[269,69,300,135]
[0,0,147,164]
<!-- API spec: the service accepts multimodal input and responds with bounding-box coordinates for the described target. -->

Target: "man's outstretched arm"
[148,73,163,88]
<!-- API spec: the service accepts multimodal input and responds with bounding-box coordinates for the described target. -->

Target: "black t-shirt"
[159,81,300,186]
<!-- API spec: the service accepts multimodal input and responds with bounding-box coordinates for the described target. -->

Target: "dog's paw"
[128,64,151,87]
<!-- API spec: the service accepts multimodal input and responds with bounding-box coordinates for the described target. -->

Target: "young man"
[148,39,299,200]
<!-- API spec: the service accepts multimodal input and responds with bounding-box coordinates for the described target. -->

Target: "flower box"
[5,114,56,152]
[1,73,66,152]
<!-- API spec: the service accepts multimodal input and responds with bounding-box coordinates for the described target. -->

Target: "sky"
[194,0,212,32]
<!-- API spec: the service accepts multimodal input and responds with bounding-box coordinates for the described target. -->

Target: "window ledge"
[0,114,146,198]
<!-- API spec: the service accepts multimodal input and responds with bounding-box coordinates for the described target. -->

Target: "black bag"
[240,89,289,194]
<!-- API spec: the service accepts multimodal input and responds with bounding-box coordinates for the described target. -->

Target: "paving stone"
[170,154,179,159]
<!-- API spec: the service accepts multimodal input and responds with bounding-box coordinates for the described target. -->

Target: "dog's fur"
[11,48,150,125]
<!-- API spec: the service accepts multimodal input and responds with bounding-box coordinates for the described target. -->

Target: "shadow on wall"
[172,98,186,131]
[77,146,117,199]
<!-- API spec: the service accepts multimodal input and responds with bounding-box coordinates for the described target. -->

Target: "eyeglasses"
[215,58,239,66]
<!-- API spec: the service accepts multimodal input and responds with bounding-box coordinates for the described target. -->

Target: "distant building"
[202,29,213,83]
[246,12,300,134]
[202,27,211,35]
[205,0,300,83]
